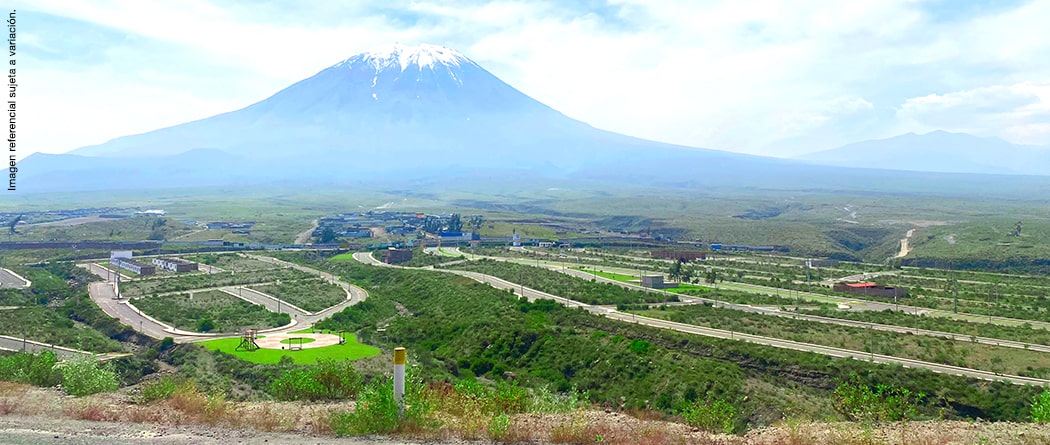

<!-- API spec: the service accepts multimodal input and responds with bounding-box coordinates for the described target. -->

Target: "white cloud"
[14,0,1050,159]
[898,81,1050,145]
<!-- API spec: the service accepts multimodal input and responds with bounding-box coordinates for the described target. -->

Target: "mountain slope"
[796,131,1050,176]
[65,43,736,172]
[17,44,1050,195]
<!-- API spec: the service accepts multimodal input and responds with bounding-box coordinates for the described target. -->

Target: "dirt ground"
[2,383,1050,445]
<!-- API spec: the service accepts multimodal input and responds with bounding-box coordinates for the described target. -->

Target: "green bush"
[139,375,190,403]
[269,359,362,401]
[330,368,434,435]
[59,357,120,397]
[1032,389,1050,423]
[331,379,401,435]
[833,376,924,422]
[681,398,737,434]
[0,350,60,387]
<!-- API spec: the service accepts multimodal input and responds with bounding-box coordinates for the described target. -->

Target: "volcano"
[21,43,1000,194]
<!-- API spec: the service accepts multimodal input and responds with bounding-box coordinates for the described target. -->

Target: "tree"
[668,261,683,283]
[8,214,22,235]
[705,268,719,284]
[423,216,443,234]
[468,214,484,232]
[316,226,338,244]
[447,214,463,232]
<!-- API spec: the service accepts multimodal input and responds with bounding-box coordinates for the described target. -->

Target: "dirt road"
[293,220,318,245]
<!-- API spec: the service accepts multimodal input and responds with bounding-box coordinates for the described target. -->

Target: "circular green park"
[197,329,380,364]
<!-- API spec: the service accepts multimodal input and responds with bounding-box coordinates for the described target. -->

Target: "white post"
[393,347,406,417]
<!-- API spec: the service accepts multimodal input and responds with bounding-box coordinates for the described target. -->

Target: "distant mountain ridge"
[16,44,1050,195]
[795,131,1050,176]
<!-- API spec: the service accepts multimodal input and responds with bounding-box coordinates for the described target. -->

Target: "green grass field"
[197,333,380,364]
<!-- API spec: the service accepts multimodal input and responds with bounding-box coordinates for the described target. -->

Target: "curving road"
[80,255,368,343]
[357,250,1049,386]
[0,267,31,288]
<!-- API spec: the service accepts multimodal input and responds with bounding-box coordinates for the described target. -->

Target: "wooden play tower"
[235,328,260,352]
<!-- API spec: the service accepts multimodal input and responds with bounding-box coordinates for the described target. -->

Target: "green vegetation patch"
[448,259,677,305]
[198,334,379,364]
[249,278,345,313]
[0,306,123,353]
[134,290,289,333]
[284,253,1044,425]
[184,253,275,272]
[120,267,314,297]
[631,304,1050,378]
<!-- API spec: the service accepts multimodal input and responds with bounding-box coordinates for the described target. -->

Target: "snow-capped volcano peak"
[337,43,474,72]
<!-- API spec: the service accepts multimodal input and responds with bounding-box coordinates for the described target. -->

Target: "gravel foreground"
[4,414,1050,445]
[0,415,461,445]
[3,383,1050,445]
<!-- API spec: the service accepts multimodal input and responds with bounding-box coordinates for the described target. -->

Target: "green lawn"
[197,333,380,364]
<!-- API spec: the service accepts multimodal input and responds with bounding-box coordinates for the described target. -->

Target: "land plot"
[632,305,1050,378]
[184,253,276,272]
[120,268,314,297]
[134,290,289,333]
[249,278,346,313]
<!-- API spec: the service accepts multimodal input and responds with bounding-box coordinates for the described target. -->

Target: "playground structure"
[235,328,260,352]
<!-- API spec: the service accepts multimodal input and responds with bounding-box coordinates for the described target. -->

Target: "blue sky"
[15,0,1050,159]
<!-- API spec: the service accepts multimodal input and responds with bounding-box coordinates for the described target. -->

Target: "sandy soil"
[3,383,1050,444]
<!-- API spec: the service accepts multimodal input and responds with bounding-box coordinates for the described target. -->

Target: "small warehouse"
[152,257,199,272]
[112,258,156,275]
[381,248,414,265]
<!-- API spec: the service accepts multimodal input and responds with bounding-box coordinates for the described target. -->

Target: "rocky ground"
[2,382,1049,444]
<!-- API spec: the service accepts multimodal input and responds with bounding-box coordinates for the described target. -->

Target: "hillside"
[796,131,1050,176]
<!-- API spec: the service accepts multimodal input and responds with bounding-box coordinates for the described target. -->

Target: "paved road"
[80,255,368,343]
[361,251,1049,386]
[469,250,1050,353]
[550,266,1050,354]
[474,249,1050,331]
[0,335,95,360]
[86,281,204,342]
[0,268,31,288]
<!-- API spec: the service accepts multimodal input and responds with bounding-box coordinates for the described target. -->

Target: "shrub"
[58,357,120,397]
[681,398,737,434]
[1032,389,1050,423]
[530,384,582,414]
[330,379,400,435]
[330,370,434,435]
[139,375,188,403]
[833,376,924,422]
[268,359,362,401]
[0,351,60,387]
[196,318,215,333]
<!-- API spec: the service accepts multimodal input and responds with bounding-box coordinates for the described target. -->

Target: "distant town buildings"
[152,257,199,272]
[112,257,155,275]
[651,250,707,261]
[206,221,255,229]
[381,248,414,265]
